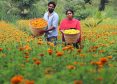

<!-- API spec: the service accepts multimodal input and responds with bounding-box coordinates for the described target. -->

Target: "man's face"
[48,4,55,13]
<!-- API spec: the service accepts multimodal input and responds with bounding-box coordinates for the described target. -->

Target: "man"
[40,1,59,45]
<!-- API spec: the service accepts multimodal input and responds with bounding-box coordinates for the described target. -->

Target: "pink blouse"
[59,18,81,43]
[59,18,81,30]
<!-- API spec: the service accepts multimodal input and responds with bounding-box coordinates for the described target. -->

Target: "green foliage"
[0,1,20,22]
[0,0,45,21]
[0,0,117,22]
[84,11,105,28]
[64,0,90,20]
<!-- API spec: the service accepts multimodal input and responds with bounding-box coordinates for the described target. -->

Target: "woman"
[59,9,81,48]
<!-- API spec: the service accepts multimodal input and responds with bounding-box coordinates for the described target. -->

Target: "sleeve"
[52,14,59,28]
[59,20,64,30]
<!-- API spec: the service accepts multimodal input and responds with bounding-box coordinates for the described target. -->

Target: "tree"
[84,0,92,4]
[99,0,109,11]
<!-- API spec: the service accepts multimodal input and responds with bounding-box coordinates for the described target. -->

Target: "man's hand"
[39,30,46,35]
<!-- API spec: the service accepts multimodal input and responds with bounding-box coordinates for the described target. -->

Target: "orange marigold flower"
[67,65,76,70]
[25,59,29,63]
[19,47,24,51]
[32,58,38,62]
[98,64,103,68]
[73,62,78,65]
[77,49,82,53]
[24,55,29,58]
[30,18,47,28]
[99,50,105,53]
[74,80,83,84]
[107,56,113,59]
[97,77,103,81]
[23,45,31,51]
[56,51,64,57]
[24,52,29,55]
[25,80,35,84]
[39,53,44,57]
[47,42,54,47]
[47,49,53,55]
[37,41,43,45]
[95,61,102,65]
[90,61,97,65]
[79,54,85,57]
[100,57,108,64]
[0,48,3,51]
[62,47,69,51]
[11,75,23,84]
[34,60,41,65]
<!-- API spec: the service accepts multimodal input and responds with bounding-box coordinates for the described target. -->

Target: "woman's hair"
[66,9,74,15]
[48,1,56,8]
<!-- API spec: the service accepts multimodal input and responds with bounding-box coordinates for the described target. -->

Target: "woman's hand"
[60,30,64,33]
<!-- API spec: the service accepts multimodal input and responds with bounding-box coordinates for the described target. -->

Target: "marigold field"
[0,18,117,84]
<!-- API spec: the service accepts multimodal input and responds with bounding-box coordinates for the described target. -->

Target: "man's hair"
[66,9,74,15]
[48,1,56,8]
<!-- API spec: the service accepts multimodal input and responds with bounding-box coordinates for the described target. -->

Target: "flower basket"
[63,29,80,44]
[64,33,80,44]
[30,18,47,36]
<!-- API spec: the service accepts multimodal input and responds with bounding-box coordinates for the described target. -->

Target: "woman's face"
[66,11,73,19]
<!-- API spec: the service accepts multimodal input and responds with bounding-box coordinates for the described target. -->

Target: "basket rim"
[64,33,80,35]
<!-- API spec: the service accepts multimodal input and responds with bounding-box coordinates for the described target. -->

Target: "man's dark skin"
[39,4,56,35]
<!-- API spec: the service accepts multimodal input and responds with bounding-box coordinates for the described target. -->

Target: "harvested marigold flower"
[67,65,76,70]
[64,29,80,34]
[30,18,47,28]
[11,75,23,84]
[74,80,83,84]
[56,51,64,57]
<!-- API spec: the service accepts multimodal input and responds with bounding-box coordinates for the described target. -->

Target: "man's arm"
[47,14,59,31]
[45,26,55,32]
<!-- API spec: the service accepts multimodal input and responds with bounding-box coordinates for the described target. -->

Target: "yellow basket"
[64,33,80,44]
